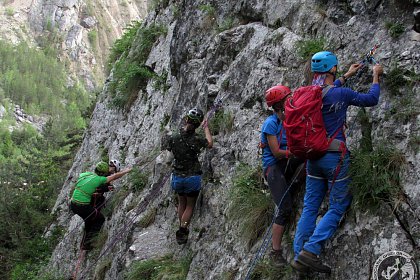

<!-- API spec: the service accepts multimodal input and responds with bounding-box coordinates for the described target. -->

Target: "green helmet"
[95,161,109,174]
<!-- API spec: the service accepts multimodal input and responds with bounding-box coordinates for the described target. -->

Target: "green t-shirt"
[71,172,107,204]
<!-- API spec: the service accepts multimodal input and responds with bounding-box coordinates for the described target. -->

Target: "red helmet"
[265,85,291,107]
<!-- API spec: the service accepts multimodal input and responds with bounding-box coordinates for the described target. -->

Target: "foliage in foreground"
[350,144,405,210]
[228,164,273,249]
[126,254,192,280]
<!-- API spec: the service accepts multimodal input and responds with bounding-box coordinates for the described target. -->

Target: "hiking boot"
[297,250,331,274]
[175,227,189,245]
[290,259,310,274]
[268,248,287,267]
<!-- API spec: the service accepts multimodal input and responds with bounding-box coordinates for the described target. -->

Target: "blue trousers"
[293,152,352,258]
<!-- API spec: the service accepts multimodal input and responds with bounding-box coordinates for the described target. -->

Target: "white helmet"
[109,159,121,172]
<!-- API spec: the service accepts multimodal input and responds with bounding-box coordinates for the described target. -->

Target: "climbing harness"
[244,163,305,280]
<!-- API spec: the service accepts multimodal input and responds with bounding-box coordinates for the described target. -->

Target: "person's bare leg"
[180,196,197,228]
[272,223,285,250]
[178,195,187,224]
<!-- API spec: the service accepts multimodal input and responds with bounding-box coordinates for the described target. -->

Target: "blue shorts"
[171,174,201,196]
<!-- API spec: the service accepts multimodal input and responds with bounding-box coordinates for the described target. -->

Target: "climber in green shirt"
[70,161,131,250]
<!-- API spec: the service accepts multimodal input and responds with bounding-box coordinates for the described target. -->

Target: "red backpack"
[283,85,341,160]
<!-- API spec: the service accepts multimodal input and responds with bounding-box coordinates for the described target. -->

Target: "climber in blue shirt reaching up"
[291,51,383,274]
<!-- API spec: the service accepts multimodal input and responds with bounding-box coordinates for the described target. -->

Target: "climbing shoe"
[268,248,287,267]
[175,227,189,245]
[297,250,331,274]
[290,259,310,274]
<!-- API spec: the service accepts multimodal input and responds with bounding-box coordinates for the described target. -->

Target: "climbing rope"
[243,163,305,280]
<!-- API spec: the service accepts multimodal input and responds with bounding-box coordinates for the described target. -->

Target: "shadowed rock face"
[48,0,420,279]
[414,9,420,32]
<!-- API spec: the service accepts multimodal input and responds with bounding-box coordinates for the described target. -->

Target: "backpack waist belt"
[327,139,346,152]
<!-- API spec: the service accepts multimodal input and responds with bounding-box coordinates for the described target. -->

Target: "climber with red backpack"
[260,85,304,267]
[287,51,383,273]
[70,160,131,250]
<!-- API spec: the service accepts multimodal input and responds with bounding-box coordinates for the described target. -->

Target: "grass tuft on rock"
[350,144,406,210]
[126,254,192,280]
[228,164,273,249]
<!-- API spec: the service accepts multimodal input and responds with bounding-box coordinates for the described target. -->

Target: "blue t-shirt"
[260,114,288,168]
[322,82,380,142]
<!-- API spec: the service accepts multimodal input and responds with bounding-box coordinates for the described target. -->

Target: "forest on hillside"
[0,40,92,279]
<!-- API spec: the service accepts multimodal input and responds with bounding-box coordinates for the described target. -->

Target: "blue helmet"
[311,51,338,73]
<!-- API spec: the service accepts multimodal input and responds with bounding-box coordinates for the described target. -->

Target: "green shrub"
[350,145,406,210]
[250,260,293,280]
[5,7,14,16]
[295,38,327,60]
[108,23,167,109]
[102,187,131,216]
[199,4,216,18]
[88,30,98,46]
[172,5,181,18]
[160,114,171,131]
[129,167,149,192]
[385,22,405,38]
[209,110,234,135]
[221,78,230,90]
[385,66,408,96]
[228,164,273,249]
[93,228,108,250]
[153,70,170,93]
[108,21,142,66]
[110,61,155,109]
[126,254,192,280]
[217,17,235,33]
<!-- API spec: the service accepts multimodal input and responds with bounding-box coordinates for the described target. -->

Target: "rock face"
[0,0,147,90]
[49,0,420,279]
[28,0,148,89]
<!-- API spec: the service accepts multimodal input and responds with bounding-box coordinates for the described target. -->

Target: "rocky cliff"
[0,0,147,90]
[49,0,420,279]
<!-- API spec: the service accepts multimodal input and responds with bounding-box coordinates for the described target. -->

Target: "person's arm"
[372,64,383,84]
[106,167,132,184]
[337,63,363,86]
[202,119,213,148]
[266,135,290,159]
[344,64,383,107]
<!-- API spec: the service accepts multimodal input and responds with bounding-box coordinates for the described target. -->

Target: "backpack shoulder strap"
[321,85,334,98]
